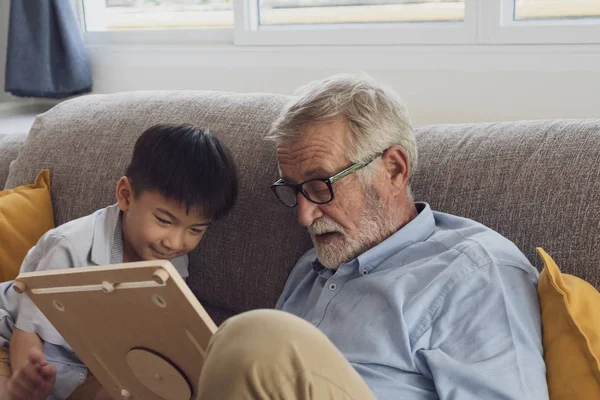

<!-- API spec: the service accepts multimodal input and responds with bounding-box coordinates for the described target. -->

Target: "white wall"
[87,43,600,127]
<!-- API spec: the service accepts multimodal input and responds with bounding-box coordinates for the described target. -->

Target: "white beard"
[308,187,400,270]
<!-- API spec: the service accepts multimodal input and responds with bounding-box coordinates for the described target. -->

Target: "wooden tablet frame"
[15,260,217,400]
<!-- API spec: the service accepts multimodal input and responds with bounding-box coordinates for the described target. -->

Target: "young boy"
[0,124,238,400]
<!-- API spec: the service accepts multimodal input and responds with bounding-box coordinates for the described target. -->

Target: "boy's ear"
[116,177,134,212]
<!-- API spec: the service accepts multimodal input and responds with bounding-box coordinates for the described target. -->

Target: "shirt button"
[328,283,337,291]
[79,373,85,380]
[361,270,369,276]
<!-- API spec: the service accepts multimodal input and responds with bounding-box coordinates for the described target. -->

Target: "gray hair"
[267,73,417,181]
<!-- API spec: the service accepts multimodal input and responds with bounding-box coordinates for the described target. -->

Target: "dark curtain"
[5,0,92,98]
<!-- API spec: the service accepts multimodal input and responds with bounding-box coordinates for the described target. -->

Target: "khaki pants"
[0,347,102,399]
[196,309,376,400]
[1,310,375,400]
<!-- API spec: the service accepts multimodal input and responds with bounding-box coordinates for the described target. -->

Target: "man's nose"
[297,194,323,227]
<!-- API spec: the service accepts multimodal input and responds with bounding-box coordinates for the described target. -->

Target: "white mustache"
[309,218,345,236]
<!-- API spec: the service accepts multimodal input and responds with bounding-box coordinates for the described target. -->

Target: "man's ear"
[382,145,410,190]
[116,177,134,212]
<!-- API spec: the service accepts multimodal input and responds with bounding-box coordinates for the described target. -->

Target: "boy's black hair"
[125,124,238,221]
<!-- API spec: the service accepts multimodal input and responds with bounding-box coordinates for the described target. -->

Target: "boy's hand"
[5,348,55,400]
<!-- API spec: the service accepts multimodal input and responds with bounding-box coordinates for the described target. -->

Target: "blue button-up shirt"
[276,203,549,399]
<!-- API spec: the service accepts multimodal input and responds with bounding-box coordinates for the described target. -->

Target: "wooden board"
[15,260,217,400]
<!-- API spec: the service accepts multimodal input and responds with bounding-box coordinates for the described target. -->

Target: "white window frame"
[78,0,600,46]
[481,0,600,44]
[84,29,233,45]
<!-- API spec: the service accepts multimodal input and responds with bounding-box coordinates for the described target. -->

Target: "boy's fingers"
[8,363,55,400]
[14,366,40,388]
[38,363,56,381]
[24,361,45,381]
[27,347,46,366]
[14,362,48,396]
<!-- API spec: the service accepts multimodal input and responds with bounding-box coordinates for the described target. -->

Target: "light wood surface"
[15,261,217,400]
[126,348,191,400]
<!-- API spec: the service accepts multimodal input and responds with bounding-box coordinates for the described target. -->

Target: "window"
[515,0,600,21]
[83,0,233,31]
[79,0,600,45]
[234,0,476,45]
[483,0,600,44]
[257,0,465,26]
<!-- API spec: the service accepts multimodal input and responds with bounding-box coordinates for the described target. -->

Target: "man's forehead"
[276,120,351,180]
[278,128,349,158]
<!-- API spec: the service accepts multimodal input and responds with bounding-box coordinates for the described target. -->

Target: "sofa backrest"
[0,133,26,189]
[5,92,600,323]
[412,120,600,291]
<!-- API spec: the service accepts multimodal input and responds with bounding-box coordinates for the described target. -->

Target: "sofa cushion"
[537,247,600,400]
[0,133,27,190]
[413,120,600,289]
[4,91,313,324]
[0,169,55,282]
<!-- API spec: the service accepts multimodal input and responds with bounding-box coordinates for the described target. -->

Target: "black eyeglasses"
[271,152,384,208]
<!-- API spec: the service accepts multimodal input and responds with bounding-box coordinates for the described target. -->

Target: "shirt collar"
[312,259,325,272]
[311,259,335,279]
[90,204,122,265]
[109,212,124,264]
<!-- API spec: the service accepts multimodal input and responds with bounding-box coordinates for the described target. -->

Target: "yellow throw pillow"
[537,247,600,400]
[0,170,55,282]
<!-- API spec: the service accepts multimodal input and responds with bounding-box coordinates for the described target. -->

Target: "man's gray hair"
[267,73,417,179]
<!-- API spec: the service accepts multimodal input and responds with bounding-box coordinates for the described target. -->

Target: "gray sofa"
[1,91,599,325]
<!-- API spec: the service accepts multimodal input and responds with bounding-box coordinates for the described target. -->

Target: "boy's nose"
[162,232,185,252]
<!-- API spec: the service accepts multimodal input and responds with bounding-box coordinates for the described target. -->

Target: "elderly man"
[195,74,549,400]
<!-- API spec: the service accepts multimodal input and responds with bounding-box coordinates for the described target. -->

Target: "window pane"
[515,0,600,21]
[258,0,465,26]
[84,0,233,31]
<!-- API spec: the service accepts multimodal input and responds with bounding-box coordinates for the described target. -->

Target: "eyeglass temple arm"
[329,152,383,184]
